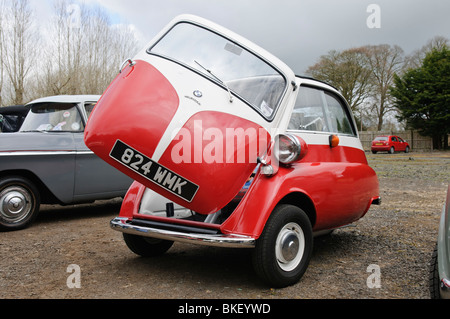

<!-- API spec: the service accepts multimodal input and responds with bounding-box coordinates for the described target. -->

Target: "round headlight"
[274,134,302,164]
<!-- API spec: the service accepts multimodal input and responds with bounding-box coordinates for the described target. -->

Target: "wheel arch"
[0,170,59,204]
[276,192,317,228]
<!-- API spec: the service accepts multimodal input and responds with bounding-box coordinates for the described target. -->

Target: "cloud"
[34,0,450,73]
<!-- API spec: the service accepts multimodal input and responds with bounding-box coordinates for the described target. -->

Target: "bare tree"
[2,0,37,105]
[38,0,85,95]
[80,6,139,93]
[364,44,404,131]
[39,0,139,96]
[306,47,373,129]
[405,36,449,70]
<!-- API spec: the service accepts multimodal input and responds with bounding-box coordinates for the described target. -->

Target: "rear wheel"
[0,176,40,231]
[389,147,395,154]
[252,204,313,288]
[123,233,174,257]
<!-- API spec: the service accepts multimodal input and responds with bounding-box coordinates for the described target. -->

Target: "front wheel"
[0,176,40,231]
[123,233,174,257]
[252,204,313,288]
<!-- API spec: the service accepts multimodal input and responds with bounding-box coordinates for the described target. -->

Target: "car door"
[396,136,406,151]
[287,80,373,226]
[74,101,132,201]
[390,136,399,151]
[85,15,296,215]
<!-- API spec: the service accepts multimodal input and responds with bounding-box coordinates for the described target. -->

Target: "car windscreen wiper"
[194,60,233,103]
[20,130,47,133]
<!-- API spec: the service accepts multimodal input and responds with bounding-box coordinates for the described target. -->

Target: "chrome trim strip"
[0,150,95,156]
[110,217,255,248]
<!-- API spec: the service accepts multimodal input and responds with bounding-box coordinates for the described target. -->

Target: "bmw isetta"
[84,15,380,287]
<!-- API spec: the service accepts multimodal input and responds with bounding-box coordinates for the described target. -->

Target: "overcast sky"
[31,0,450,74]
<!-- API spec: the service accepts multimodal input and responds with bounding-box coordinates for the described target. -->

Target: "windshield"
[20,102,84,132]
[148,22,286,119]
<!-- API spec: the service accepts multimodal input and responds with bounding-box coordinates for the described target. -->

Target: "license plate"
[376,143,383,145]
[110,140,199,202]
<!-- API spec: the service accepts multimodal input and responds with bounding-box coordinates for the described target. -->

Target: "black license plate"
[110,140,199,202]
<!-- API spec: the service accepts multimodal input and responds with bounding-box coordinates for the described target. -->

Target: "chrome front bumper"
[110,217,256,248]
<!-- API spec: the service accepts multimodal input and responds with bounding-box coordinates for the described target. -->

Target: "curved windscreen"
[148,22,286,119]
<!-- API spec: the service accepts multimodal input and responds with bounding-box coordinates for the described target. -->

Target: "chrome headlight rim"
[274,134,302,164]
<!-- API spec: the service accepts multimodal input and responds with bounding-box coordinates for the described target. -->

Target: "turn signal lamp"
[329,134,340,148]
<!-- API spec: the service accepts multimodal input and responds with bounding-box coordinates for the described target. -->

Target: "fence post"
[410,130,414,151]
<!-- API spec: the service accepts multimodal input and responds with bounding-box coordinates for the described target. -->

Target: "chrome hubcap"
[275,222,305,271]
[0,186,32,223]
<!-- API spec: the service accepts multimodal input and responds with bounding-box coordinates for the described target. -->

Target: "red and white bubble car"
[85,15,380,287]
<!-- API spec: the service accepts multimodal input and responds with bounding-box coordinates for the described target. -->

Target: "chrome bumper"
[110,217,256,248]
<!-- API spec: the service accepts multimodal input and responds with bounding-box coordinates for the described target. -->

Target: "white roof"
[26,95,101,105]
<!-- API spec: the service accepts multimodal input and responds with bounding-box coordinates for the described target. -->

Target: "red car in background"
[371,135,410,154]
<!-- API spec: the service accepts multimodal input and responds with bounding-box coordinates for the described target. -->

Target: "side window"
[288,86,327,132]
[324,92,354,135]
[289,85,355,136]
[84,102,96,119]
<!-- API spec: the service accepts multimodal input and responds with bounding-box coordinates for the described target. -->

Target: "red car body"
[84,15,380,287]
[371,135,410,154]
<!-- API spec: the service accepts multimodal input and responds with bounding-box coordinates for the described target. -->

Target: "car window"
[374,136,388,141]
[149,22,286,120]
[288,86,327,132]
[0,114,21,132]
[288,86,355,136]
[20,103,84,132]
[391,136,397,142]
[324,92,354,135]
[84,102,96,119]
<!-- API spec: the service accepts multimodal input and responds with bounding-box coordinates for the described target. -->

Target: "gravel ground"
[0,152,449,300]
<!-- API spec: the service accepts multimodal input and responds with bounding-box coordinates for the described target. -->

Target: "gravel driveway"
[1,152,448,299]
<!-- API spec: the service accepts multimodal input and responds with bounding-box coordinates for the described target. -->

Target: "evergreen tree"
[391,47,450,149]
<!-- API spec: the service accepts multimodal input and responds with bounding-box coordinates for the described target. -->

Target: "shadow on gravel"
[114,244,263,291]
[34,198,123,225]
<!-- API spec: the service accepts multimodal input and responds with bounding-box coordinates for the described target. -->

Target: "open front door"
[85,15,295,215]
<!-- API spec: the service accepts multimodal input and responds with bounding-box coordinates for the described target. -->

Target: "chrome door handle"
[119,58,136,73]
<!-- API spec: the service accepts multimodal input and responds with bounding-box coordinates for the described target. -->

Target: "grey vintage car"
[0,95,133,231]
[430,185,450,299]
